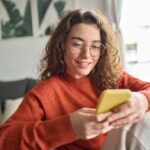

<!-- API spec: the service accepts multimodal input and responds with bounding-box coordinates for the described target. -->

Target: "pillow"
[0,78,36,102]
[0,97,23,124]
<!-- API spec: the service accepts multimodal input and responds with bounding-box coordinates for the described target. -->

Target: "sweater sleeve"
[120,71,150,111]
[0,90,77,150]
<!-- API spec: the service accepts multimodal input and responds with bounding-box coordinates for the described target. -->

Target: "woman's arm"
[0,90,77,150]
[108,71,150,128]
[118,71,150,110]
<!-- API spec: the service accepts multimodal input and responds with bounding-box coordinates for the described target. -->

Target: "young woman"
[0,9,150,150]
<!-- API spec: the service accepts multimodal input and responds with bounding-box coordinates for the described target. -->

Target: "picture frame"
[0,0,75,39]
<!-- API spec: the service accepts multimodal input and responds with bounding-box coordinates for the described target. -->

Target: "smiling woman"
[0,9,150,150]
[39,9,121,89]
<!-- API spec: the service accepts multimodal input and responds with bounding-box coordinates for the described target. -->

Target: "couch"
[0,78,37,124]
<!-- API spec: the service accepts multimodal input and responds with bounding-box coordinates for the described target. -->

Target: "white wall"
[0,36,48,81]
[74,0,103,11]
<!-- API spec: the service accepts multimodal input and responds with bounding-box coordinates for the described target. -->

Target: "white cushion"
[0,97,23,124]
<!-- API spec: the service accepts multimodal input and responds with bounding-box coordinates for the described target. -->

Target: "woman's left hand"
[107,92,148,129]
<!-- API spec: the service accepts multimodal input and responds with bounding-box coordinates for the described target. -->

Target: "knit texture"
[0,71,150,150]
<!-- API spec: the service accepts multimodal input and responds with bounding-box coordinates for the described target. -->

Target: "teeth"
[77,61,90,67]
[79,62,89,65]
[77,61,90,64]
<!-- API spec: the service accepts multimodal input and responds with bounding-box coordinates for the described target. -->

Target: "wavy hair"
[38,9,122,89]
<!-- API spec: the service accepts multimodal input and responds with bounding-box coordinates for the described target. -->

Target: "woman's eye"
[91,45,100,49]
[72,43,83,47]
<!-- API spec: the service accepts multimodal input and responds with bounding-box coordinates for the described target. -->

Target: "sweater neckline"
[60,72,91,86]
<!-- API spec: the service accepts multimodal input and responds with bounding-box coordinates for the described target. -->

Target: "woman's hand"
[107,92,148,129]
[70,108,113,139]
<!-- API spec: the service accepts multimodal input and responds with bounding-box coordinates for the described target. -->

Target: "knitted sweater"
[0,71,150,150]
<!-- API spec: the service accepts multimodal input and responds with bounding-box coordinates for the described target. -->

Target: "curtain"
[101,0,126,68]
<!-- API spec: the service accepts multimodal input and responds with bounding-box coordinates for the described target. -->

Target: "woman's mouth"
[76,61,91,68]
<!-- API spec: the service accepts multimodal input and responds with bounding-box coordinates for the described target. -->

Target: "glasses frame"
[68,41,106,57]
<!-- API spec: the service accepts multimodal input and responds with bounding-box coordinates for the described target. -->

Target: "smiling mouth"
[76,61,91,67]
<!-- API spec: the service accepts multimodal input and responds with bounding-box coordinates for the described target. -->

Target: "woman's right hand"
[69,107,113,139]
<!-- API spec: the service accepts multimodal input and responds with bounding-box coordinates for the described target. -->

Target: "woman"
[0,9,150,150]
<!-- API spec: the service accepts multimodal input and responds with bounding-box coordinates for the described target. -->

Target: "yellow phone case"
[96,89,131,113]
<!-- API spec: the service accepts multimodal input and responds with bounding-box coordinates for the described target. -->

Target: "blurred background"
[0,0,150,81]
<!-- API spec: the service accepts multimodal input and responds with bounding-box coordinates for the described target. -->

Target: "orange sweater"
[0,72,150,150]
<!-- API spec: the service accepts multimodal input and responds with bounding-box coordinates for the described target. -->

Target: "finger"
[82,121,111,139]
[110,101,144,124]
[101,125,114,134]
[113,116,143,129]
[110,112,139,127]
[80,107,96,114]
[91,125,113,135]
[113,124,123,129]
[96,111,113,122]
[113,100,135,112]
[108,105,135,122]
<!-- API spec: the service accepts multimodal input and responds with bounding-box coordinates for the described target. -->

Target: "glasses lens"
[90,44,106,56]
[70,42,106,56]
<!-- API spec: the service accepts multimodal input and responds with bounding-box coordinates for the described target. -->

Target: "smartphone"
[96,89,132,113]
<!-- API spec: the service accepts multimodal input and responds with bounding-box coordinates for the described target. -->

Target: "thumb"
[80,107,96,114]
[78,108,97,122]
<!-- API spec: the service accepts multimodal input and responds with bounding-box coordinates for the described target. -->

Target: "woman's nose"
[80,45,91,58]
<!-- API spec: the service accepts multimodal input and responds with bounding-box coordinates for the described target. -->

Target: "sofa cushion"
[0,78,36,102]
[0,78,36,112]
[0,97,23,124]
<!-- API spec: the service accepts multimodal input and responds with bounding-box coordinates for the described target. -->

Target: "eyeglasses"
[69,41,106,57]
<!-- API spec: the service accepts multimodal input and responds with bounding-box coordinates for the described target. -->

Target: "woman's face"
[63,23,101,79]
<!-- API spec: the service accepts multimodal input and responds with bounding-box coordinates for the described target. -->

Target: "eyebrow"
[71,37,101,43]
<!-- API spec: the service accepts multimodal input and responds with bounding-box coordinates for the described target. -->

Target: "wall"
[74,0,103,11]
[0,36,48,81]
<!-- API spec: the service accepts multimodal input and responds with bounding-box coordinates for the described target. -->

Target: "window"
[120,0,150,81]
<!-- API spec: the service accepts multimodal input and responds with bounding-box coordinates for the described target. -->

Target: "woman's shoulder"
[115,69,130,88]
[31,75,62,93]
